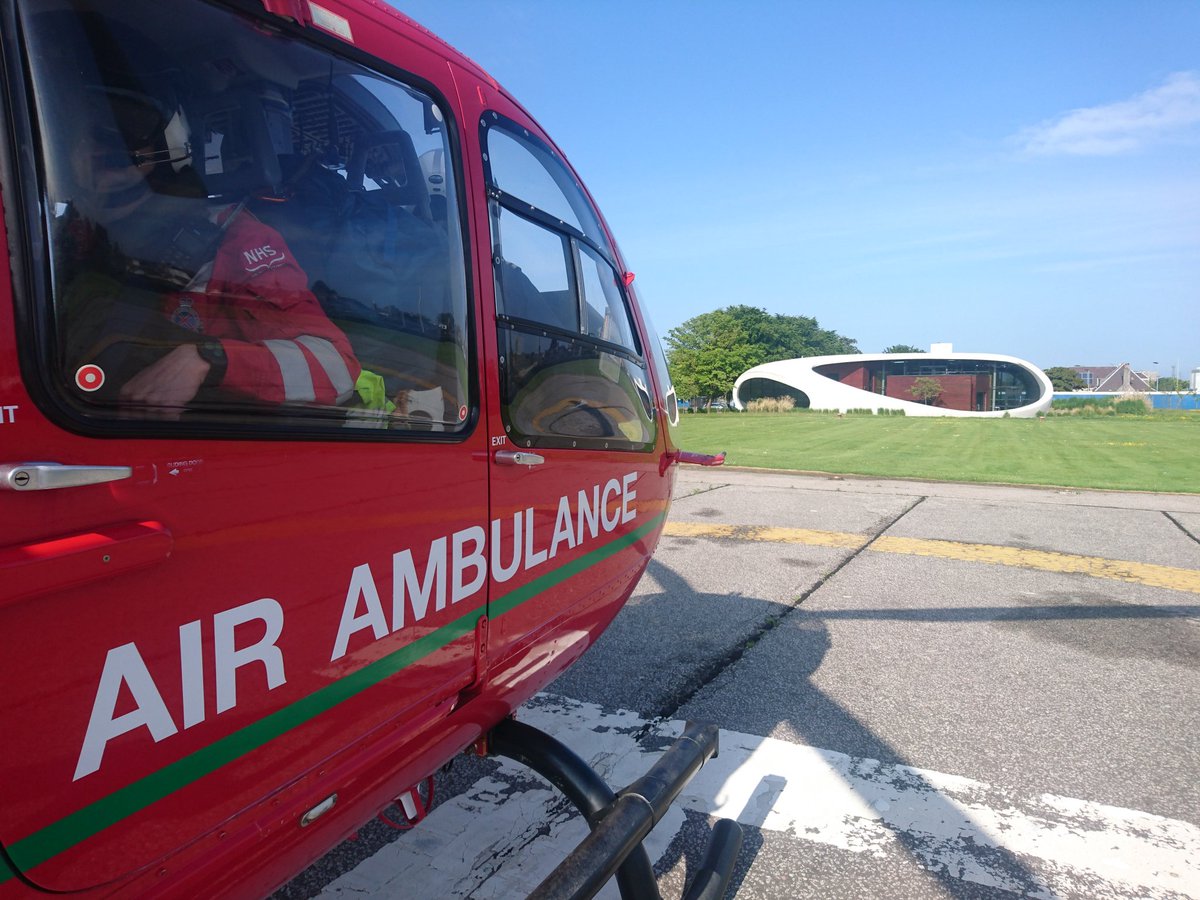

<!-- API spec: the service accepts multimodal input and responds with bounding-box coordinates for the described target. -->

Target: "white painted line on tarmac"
[317,694,1200,899]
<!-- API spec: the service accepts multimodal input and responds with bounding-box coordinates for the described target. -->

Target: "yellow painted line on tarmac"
[871,536,1200,595]
[663,521,1200,595]
[663,521,868,549]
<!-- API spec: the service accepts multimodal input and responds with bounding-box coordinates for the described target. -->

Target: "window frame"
[1,0,479,444]
[482,111,654,453]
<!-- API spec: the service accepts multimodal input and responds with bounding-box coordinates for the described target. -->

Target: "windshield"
[640,308,678,426]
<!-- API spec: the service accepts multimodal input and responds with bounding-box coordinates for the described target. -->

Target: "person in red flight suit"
[57,52,358,418]
[120,204,360,413]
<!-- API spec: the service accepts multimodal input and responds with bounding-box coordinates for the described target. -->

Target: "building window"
[814,359,1043,411]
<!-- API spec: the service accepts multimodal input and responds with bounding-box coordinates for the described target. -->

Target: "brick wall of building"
[885,374,991,411]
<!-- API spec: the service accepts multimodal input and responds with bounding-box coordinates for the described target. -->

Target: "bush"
[845,408,876,416]
[1053,396,1116,410]
[746,396,796,413]
[1115,398,1150,415]
[1049,395,1151,417]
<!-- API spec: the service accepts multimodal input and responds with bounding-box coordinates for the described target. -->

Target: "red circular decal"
[75,364,105,392]
[459,405,468,421]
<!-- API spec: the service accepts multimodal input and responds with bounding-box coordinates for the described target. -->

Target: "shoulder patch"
[241,244,288,275]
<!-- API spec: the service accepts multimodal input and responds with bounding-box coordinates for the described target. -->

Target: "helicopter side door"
[0,0,484,889]
[468,103,668,686]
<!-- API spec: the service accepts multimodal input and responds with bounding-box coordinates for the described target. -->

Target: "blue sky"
[392,1,1199,380]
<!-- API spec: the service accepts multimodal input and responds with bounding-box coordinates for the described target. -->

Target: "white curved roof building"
[732,349,1053,418]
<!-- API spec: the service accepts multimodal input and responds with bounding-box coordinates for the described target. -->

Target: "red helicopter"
[0,1,733,897]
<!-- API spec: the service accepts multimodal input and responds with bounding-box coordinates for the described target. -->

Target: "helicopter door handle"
[494,450,545,467]
[0,462,133,492]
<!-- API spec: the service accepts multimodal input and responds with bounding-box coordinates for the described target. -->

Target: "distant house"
[1069,364,1153,393]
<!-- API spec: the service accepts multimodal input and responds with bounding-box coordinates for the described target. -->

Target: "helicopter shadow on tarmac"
[552,556,1050,897]
[550,551,1200,898]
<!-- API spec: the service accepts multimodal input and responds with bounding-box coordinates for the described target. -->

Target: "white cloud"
[1017,71,1200,156]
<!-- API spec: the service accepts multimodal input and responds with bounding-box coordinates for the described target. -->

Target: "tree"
[883,344,924,354]
[665,305,857,400]
[1156,376,1188,391]
[663,309,759,401]
[1044,366,1087,391]
[909,376,943,405]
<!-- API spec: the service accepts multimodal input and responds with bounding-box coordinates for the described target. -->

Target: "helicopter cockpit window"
[18,0,471,435]
[483,114,653,451]
[642,313,679,427]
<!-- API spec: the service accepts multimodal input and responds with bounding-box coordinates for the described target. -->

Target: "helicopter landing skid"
[485,717,743,900]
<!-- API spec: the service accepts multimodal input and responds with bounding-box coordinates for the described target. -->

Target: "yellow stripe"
[871,536,1200,595]
[663,521,867,549]
[663,521,1200,595]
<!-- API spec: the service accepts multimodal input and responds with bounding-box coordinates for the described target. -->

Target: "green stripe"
[6,511,664,878]
[0,851,19,885]
[491,512,661,618]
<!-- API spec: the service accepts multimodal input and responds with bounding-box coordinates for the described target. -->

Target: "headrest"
[194,88,290,201]
[347,129,431,219]
[419,148,447,197]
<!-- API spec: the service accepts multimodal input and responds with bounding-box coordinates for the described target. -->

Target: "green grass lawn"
[672,412,1200,493]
